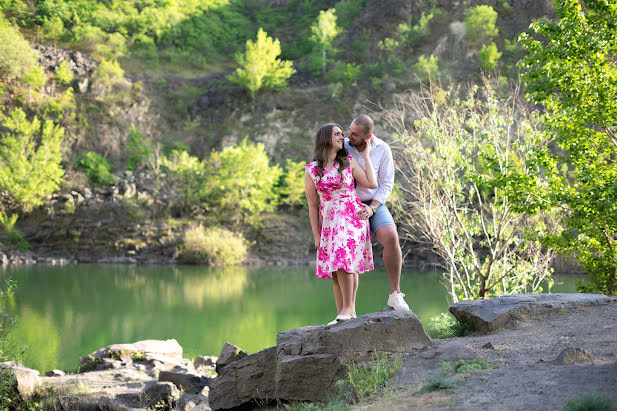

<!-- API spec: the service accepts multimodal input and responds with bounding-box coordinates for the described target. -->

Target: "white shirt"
[344,135,394,205]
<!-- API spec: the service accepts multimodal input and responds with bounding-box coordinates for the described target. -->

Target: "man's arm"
[371,144,394,207]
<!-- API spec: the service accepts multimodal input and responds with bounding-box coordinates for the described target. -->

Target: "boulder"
[449,293,617,333]
[209,309,431,410]
[140,381,180,408]
[45,369,66,377]
[419,341,478,362]
[0,362,41,401]
[555,347,595,365]
[194,355,217,370]
[215,342,247,373]
[80,339,183,370]
[159,370,209,394]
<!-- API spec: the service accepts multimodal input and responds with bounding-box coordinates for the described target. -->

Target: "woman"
[304,123,377,325]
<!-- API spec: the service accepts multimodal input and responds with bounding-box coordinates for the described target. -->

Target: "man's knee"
[376,225,400,248]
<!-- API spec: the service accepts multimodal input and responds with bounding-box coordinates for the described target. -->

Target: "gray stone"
[159,370,209,394]
[0,362,41,401]
[194,355,217,370]
[45,369,66,377]
[555,347,595,365]
[449,293,617,333]
[80,339,183,370]
[215,342,247,373]
[209,309,431,410]
[140,381,180,408]
[209,346,277,410]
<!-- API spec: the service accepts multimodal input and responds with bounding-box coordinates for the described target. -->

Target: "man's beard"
[349,139,367,150]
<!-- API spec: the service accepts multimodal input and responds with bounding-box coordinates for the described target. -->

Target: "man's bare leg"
[376,225,402,293]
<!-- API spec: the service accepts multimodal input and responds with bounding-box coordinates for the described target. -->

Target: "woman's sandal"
[327,314,352,326]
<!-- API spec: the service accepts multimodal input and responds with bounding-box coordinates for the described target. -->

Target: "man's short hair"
[352,114,374,136]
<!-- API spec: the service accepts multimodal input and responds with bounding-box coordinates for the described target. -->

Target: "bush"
[76,151,116,186]
[162,148,206,214]
[414,54,439,81]
[426,312,475,338]
[464,5,498,47]
[478,42,502,70]
[0,14,39,82]
[343,350,401,400]
[279,159,307,208]
[179,225,247,266]
[55,60,74,85]
[0,108,66,210]
[563,393,616,411]
[126,124,152,171]
[0,212,28,251]
[91,59,124,95]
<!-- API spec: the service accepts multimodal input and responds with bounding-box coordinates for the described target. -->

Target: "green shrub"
[0,212,28,251]
[205,138,282,226]
[343,350,401,400]
[55,60,74,85]
[0,14,39,82]
[91,59,124,94]
[179,225,248,266]
[426,312,475,338]
[0,369,19,410]
[162,148,206,214]
[0,108,66,210]
[418,371,459,393]
[414,54,439,81]
[279,159,307,208]
[453,358,496,373]
[126,124,152,171]
[130,33,158,65]
[228,28,295,98]
[327,62,361,86]
[563,393,617,411]
[76,151,116,186]
[464,5,498,47]
[478,42,502,70]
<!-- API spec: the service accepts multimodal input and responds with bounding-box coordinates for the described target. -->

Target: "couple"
[304,114,409,326]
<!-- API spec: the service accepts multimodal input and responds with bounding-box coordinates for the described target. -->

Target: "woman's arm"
[304,169,321,247]
[351,150,378,189]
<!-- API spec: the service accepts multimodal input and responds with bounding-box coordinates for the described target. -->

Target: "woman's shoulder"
[305,161,319,174]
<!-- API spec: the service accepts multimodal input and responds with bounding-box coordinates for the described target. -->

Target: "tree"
[478,42,502,70]
[0,108,65,210]
[22,64,46,105]
[55,60,74,85]
[205,138,282,226]
[464,5,498,48]
[0,15,39,83]
[227,28,295,98]
[384,80,555,302]
[518,0,617,295]
[310,8,340,74]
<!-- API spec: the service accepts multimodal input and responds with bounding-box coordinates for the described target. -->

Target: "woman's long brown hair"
[313,123,350,184]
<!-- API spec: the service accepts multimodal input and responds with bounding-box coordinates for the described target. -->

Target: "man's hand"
[357,203,373,220]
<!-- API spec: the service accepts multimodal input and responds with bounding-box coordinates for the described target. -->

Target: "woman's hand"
[314,237,320,248]
[362,137,372,158]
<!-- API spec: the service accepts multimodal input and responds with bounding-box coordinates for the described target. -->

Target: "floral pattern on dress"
[306,156,374,279]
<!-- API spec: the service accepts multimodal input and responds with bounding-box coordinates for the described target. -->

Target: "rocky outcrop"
[449,293,617,333]
[209,309,431,410]
[215,342,247,373]
[555,347,595,365]
[0,362,41,401]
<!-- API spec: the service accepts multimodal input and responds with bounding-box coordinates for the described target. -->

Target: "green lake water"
[0,264,581,373]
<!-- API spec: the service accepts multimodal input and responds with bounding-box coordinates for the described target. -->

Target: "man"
[345,114,410,312]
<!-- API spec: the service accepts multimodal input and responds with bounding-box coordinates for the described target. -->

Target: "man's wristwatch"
[370,205,378,215]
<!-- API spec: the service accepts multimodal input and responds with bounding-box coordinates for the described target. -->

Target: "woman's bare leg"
[337,269,355,317]
[352,273,359,316]
[332,272,343,314]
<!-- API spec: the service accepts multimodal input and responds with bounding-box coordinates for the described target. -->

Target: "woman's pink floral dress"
[306,156,373,279]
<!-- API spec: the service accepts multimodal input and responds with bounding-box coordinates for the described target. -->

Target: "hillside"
[0,0,557,265]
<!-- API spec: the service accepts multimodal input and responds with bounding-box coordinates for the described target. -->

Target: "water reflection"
[0,264,582,372]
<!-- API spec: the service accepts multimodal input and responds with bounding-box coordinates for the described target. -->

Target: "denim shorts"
[362,201,396,234]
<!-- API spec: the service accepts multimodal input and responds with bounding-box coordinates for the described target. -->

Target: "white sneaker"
[388,291,410,312]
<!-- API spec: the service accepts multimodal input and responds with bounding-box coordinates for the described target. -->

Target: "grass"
[344,350,402,400]
[425,312,475,338]
[416,357,497,395]
[563,393,617,411]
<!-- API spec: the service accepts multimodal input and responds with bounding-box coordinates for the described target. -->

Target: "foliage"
[126,124,152,171]
[0,369,20,410]
[452,358,496,373]
[227,28,295,98]
[0,108,65,211]
[0,278,25,362]
[0,14,39,83]
[162,148,206,215]
[179,225,247,266]
[91,59,124,95]
[413,54,439,81]
[205,138,282,226]
[76,151,115,186]
[343,350,401,400]
[334,0,370,30]
[478,42,501,70]
[310,9,340,75]
[41,15,64,42]
[55,60,74,85]
[0,212,28,251]
[327,62,361,86]
[425,312,474,338]
[563,393,617,411]
[464,5,498,47]
[384,80,555,302]
[417,371,458,393]
[518,0,617,295]
[279,159,307,208]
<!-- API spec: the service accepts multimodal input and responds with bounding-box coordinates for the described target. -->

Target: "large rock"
[159,370,209,394]
[215,342,247,373]
[0,362,41,401]
[555,347,595,365]
[79,339,183,370]
[209,309,431,410]
[450,293,617,333]
[140,381,180,408]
